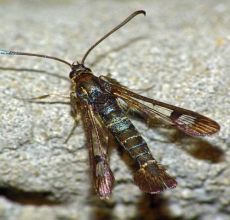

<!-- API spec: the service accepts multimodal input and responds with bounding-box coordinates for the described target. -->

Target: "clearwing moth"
[0,10,220,199]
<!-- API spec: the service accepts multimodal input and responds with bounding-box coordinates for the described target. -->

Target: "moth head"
[69,62,92,79]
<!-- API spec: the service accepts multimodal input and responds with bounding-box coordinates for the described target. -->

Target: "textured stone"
[0,0,229,220]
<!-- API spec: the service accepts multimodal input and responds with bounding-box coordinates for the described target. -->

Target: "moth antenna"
[0,49,72,68]
[80,10,146,65]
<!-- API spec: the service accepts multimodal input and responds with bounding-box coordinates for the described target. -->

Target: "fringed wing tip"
[134,161,177,194]
[170,111,220,136]
[95,168,115,199]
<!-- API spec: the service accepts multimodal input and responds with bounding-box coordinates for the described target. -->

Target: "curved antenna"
[0,49,72,68]
[80,10,146,65]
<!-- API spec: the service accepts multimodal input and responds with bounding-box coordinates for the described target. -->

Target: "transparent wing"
[81,103,114,199]
[99,76,220,136]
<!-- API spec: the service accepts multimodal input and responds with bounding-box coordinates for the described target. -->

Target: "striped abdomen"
[99,100,152,166]
[98,99,177,194]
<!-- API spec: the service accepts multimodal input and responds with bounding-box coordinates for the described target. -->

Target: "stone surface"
[0,0,229,220]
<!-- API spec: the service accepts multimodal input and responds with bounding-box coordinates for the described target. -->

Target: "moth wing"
[99,76,220,136]
[81,103,115,199]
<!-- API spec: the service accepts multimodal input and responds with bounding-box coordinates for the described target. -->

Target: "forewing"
[99,76,220,136]
[82,104,115,199]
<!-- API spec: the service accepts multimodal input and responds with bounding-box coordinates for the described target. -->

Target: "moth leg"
[63,115,81,144]
[70,92,79,117]
[64,92,81,143]
[13,93,70,104]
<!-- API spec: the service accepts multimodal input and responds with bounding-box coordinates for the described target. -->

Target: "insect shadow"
[137,194,185,220]
[0,185,61,206]
[170,131,224,164]
[88,189,183,220]
[90,35,147,68]
[127,110,224,164]
[0,66,69,81]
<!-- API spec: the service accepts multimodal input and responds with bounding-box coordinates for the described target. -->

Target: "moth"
[0,10,220,199]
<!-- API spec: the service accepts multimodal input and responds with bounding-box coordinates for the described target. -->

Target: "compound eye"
[69,70,75,79]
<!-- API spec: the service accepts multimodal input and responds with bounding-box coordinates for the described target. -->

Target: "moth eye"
[69,70,76,79]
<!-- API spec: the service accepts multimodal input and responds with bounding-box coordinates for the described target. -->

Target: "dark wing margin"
[134,160,177,194]
[81,103,115,199]
[99,76,220,136]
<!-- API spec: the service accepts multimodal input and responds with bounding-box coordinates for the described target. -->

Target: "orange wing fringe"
[95,160,115,199]
[134,160,177,194]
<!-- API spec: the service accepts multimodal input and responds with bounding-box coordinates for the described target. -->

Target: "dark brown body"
[71,68,178,195]
[76,72,153,166]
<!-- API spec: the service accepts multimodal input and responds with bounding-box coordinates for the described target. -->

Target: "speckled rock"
[0,0,229,220]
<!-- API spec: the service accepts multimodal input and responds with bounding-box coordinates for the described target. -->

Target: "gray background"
[0,0,229,220]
